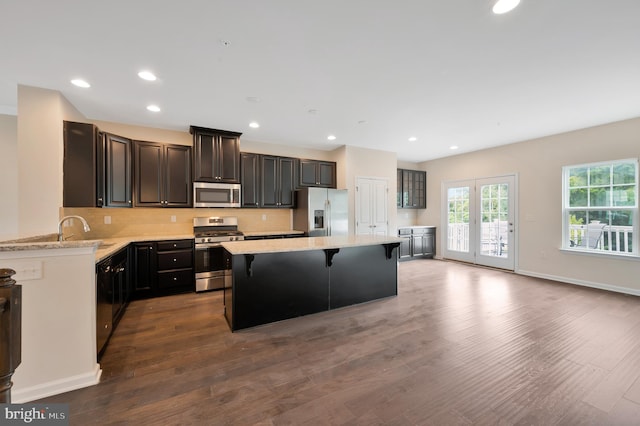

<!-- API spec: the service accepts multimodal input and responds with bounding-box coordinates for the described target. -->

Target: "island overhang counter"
[221,235,402,331]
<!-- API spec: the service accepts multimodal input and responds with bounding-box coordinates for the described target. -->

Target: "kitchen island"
[221,235,402,331]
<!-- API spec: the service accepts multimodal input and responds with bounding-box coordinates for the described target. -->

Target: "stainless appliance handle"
[326,199,331,236]
[195,242,223,249]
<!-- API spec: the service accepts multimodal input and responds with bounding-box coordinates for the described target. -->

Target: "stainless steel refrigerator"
[293,188,348,236]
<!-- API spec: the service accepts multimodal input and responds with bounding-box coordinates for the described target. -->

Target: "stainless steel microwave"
[193,182,241,208]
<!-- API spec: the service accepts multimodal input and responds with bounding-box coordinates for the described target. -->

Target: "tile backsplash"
[60,207,292,239]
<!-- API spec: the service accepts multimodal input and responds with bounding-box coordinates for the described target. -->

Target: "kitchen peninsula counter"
[222,235,402,331]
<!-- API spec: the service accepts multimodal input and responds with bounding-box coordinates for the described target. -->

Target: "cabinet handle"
[173,277,177,281]
[173,258,177,262]
[173,244,177,247]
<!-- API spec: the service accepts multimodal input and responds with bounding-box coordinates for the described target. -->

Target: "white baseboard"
[516,269,640,297]
[12,365,102,403]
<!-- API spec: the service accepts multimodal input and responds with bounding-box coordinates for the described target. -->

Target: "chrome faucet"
[58,215,91,241]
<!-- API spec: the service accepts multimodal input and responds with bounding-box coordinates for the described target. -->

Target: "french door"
[442,175,517,270]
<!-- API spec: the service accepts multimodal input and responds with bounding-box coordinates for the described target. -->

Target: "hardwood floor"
[39,260,640,425]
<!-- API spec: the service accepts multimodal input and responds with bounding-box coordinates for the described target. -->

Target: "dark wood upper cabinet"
[259,155,295,208]
[103,132,133,208]
[63,121,103,207]
[240,152,260,207]
[133,141,192,207]
[62,121,132,208]
[398,168,426,209]
[190,126,241,183]
[298,159,336,188]
[241,153,295,208]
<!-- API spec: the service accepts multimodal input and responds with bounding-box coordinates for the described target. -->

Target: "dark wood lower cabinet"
[398,227,435,260]
[132,239,194,299]
[96,246,130,360]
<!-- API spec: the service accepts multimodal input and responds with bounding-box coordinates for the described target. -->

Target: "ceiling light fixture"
[249,122,260,128]
[71,79,90,88]
[408,137,417,142]
[327,135,337,141]
[138,70,157,81]
[492,0,520,14]
[146,105,161,112]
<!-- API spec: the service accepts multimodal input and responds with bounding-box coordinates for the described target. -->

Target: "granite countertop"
[0,234,195,263]
[222,235,403,255]
[93,235,195,262]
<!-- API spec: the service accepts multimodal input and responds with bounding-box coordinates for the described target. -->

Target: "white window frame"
[562,158,638,256]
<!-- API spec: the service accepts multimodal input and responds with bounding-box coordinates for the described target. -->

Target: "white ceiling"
[1,0,639,162]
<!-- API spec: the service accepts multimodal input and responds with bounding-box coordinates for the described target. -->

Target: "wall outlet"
[262,214,267,221]
[11,260,43,281]
[170,215,177,223]
[104,215,111,225]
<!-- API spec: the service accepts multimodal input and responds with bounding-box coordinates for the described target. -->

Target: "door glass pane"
[480,183,509,258]
[447,187,470,252]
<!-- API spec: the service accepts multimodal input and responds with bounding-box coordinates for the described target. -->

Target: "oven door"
[194,243,230,292]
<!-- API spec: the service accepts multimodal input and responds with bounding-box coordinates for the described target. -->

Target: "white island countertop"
[222,235,403,255]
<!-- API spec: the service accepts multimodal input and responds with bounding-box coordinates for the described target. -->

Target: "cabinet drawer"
[157,269,194,289]
[412,227,431,235]
[398,228,412,236]
[157,250,192,270]
[157,240,193,251]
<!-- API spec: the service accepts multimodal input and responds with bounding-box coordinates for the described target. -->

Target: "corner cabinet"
[63,121,101,207]
[398,227,435,260]
[298,159,337,188]
[133,141,192,207]
[63,121,132,208]
[398,168,426,209]
[190,126,241,183]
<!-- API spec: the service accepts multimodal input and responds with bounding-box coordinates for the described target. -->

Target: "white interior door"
[442,175,516,270]
[356,177,389,235]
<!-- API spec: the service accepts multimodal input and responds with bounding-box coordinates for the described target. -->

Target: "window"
[562,159,638,255]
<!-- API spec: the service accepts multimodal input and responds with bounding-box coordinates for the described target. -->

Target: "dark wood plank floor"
[39,260,640,425]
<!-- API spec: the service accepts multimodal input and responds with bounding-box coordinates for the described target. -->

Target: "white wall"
[0,114,18,239]
[418,117,640,294]
[343,145,398,235]
[0,247,101,402]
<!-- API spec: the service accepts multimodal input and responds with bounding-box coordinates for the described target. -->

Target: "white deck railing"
[569,224,633,253]
[447,223,634,254]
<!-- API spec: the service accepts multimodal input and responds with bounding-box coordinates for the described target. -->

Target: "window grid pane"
[564,159,637,255]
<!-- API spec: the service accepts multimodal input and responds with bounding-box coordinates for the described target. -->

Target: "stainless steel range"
[193,216,244,292]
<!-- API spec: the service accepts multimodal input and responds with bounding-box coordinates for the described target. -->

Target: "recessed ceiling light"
[308,109,318,115]
[146,105,161,112]
[450,145,459,150]
[408,137,417,142]
[492,0,520,14]
[71,79,90,88]
[327,135,337,141]
[246,96,260,103]
[138,70,157,81]
[249,122,260,128]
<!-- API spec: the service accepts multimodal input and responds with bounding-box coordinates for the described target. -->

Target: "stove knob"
[231,237,236,241]
[207,237,212,243]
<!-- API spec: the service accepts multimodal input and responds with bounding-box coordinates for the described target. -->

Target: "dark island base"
[224,244,399,331]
